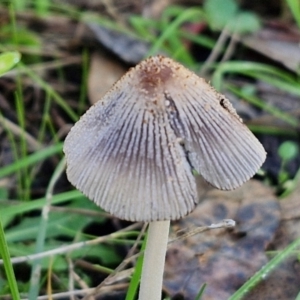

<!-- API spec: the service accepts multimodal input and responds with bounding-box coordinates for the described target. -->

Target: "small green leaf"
[229,12,261,33]
[204,0,238,30]
[278,171,289,184]
[0,52,21,76]
[278,141,299,162]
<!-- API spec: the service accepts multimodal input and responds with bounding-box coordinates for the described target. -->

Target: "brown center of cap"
[137,57,173,94]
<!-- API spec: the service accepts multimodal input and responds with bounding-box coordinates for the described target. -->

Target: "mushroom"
[63,55,266,300]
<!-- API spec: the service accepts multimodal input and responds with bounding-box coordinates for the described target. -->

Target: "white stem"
[138,220,170,300]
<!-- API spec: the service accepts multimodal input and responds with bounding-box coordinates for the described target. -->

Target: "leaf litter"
[164,180,282,299]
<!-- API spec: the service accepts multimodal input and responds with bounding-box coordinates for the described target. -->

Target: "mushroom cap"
[64,55,266,222]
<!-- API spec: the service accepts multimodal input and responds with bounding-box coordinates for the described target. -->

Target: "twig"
[169,219,236,243]
[0,223,140,265]
[82,223,147,299]
[199,25,231,77]
[3,56,82,78]
[0,114,41,151]
[220,24,240,63]
[1,220,234,266]
[46,257,54,300]
[49,206,112,218]
[2,220,234,298]
[67,257,76,300]
[20,284,128,300]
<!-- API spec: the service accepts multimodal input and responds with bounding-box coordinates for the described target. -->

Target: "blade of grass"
[129,7,215,49]
[28,158,66,299]
[0,114,41,151]
[229,238,300,300]
[129,7,198,65]
[78,48,89,115]
[1,225,139,265]
[167,33,195,66]
[180,30,216,50]
[212,61,300,92]
[129,16,161,41]
[147,7,205,56]
[46,256,54,297]
[0,143,63,179]
[18,63,78,122]
[159,6,196,66]
[195,283,207,300]
[248,125,298,137]
[36,91,62,145]
[125,230,148,300]
[227,84,299,127]
[37,91,51,143]
[46,113,61,145]
[15,88,31,201]
[0,216,20,300]
[0,190,83,223]
[246,72,300,97]
[0,111,23,201]
[8,0,32,201]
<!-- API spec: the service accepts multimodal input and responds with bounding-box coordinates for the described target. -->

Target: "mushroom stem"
[138,220,170,300]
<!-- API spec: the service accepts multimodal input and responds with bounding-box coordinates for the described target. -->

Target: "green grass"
[229,238,300,300]
[0,218,20,300]
[286,0,300,28]
[0,0,300,299]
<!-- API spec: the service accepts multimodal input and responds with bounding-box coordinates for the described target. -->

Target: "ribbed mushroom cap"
[64,55,266,222]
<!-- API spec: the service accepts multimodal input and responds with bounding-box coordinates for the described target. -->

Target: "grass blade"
[126,231,148,300]
[0,217,20,300]
[229,238,300,300]
[28,159,66,299]
[0,144,63,179]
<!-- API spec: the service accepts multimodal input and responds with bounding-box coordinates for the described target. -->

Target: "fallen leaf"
[241,28,300,73]
[88,52,126,104]
[164,180,280,299]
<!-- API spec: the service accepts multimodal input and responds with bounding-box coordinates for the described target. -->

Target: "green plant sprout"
[278,141,299,186]
[203,0,260,33]
[0,51,20,76]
